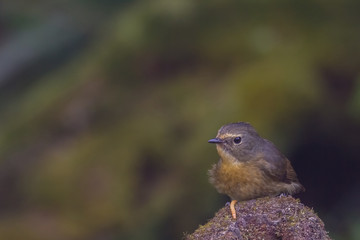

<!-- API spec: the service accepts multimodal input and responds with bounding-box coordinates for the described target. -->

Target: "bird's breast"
[209,159,271,201]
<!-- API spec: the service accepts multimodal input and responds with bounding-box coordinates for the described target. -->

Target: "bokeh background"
[1,1,360,239]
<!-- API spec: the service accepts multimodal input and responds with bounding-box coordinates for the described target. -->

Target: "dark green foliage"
[0,1,360,239]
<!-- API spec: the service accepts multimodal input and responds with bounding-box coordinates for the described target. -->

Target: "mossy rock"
[185,195,331,240]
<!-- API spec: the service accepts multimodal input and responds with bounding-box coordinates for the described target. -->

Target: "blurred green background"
[1,1,360,239]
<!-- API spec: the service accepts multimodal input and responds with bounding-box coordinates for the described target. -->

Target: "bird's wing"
[256,139,299,184]
[255,156,287,182]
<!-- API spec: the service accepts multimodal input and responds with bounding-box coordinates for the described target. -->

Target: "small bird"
[208,122,304,219]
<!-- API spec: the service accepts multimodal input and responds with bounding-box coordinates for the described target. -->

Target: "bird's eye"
[233,137,242,144]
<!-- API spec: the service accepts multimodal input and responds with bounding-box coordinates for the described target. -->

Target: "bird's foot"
[279,192,289,197]
[230,200,238,219]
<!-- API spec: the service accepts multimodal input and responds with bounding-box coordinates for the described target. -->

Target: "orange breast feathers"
[209,158,268,201]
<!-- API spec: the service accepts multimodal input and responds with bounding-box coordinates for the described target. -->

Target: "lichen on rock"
[185,195,331,240]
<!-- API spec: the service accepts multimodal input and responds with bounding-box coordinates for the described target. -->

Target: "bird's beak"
[208,138,224,144]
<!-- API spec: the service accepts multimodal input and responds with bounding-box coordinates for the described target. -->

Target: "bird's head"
[208,122,264,162]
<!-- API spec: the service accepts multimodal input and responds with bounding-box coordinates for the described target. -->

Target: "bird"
[208,122,304,219]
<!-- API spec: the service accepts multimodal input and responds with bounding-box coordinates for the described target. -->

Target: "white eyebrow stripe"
[218,133,242,138]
